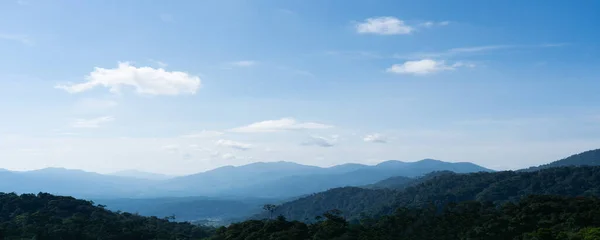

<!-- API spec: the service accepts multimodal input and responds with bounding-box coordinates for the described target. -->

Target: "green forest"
[0,193,213,240]
[3,150,600,239]
[210,195,600,240]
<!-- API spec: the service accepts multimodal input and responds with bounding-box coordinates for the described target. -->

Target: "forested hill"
[212,195,600,240]
[523,148,600,171]
[0,192,213,240]
[263,166,600,222]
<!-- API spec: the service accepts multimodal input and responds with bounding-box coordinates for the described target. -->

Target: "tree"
[263,204,277,220]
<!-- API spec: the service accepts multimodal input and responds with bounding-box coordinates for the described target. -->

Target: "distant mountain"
[155,159,492,198]
[263,166,600,222]
[95,196,274,223]
[364,176,413,189]
[0,168,150,198]
[109,169,174,180]
[523,148,600,171]
[0,159,492,199]
[365,170,456,190]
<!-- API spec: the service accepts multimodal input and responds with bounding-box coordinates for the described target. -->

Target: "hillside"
[0,192,213,239]
[523,148,600,171]
[265,166,600,222]
[215,195,600,240]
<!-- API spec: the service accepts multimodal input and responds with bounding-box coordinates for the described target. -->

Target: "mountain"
[157,159,492,198]
[109,169,174,180]
[0,192,213,239]
[95,196,274,223]
[264,166,600,222]
[0,168,151,198]
[523,148,600,171]
[365,170,455,190]
[0,159,492,199]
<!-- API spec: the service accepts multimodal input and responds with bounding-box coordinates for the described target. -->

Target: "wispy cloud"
[216,139,252,151]
[230,118,332,133]
[387,59,474,76]
[419,21,451,28]
[0,34,34,46]
[356,17,414,35]
[395,43,567,60]
[363,133,388,143]
[180,130,224,138]
[230,60,257,67]
[148,59,168,68]
[71,116,115,128]
[301,135,339,148]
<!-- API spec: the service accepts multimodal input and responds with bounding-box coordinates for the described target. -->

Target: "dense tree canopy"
[265,166,600,222]
[213,195,600,240]
[0,192,213,240]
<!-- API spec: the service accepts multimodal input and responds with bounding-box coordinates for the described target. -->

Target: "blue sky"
[1,0,599,175]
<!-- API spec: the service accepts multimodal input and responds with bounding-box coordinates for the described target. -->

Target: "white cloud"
[55,62,201,95]
[71,116,115,128]
[0,34,33,45]
[230,60,257,67]
[364,133,388,143]
[16,0,30,5]
[220,153,236,160]
[386,59,472,75]
[395,43,566,60]
[180,130,224,138]
[216,139,252,151]
[148,59,168,68]
[356,17,413,35]
[230,118,332,133]
[302,135,338,148]
[419,21,450,28]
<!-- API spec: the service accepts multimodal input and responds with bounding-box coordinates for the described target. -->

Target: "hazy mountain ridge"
[0,159,492,199]
[264,166,600,222]
[522,148,600,171]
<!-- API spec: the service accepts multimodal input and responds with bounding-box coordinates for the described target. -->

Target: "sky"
[1,0,599,175]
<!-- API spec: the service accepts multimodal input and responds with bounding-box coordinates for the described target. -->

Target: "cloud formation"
[230,118,332,133]
[419,21,450,28]
[364,133,388,143]
[71,116,115,128]
[395,43,567,60]
[356,17,413,35]
[301,135,338,148]
[181,130,224,138]
[0,34,33,45]
[56,62,201,95]
[216,139,252,151]
[230,61,257,67]
[387,59,474,75]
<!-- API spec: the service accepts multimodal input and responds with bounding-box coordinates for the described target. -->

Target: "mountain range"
[1,149,600,224]
[0,158,491,222]
[0,159,492,199]
[261,149,600,222]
